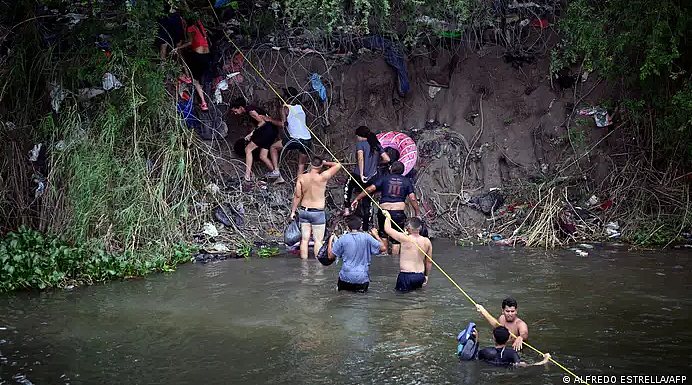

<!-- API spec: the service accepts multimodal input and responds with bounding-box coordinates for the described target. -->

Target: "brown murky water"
[1,241,690,384]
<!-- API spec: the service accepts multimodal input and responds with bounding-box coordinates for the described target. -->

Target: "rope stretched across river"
[204,3,589,383]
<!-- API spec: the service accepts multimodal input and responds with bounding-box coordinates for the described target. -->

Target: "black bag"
[317,235,337,266]
[284,219,301,246]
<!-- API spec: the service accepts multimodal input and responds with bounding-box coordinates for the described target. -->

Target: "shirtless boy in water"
[476,297,529,351]
[290,156,341,259]
[382,211,432,292]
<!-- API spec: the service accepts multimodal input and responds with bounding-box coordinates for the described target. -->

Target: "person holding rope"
[381,211,432,292]
[343,126,391,231]
[269,90,313,176]
[351,161,421,255]
[230,98,283,183]
[289,156,341,260]
[476,297,529,352]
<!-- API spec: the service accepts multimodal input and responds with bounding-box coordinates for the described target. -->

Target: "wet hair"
[502,297,518,310]
[311,156,323,167]
[346,215,363,230]
[390,161,405,175]
[230,97,247,109]
[408,217,422,231]
[493,326,511,345]
[355,126,382,155]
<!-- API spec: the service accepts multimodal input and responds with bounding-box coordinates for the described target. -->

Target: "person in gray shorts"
[290,156,341,259]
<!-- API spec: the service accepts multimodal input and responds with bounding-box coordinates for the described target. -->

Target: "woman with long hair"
[343,126,390,230]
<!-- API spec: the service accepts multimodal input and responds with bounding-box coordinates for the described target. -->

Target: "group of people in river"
[155,8,552,369]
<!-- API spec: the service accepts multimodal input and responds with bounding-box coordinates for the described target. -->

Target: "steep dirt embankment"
[201,39,626,247]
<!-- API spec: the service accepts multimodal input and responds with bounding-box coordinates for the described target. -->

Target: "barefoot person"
[289,156,341,259]
[326,215,387,292]
[382,212,432,292]
[230,98,282,183]
[476,297,529,351]
[351,161,420,254]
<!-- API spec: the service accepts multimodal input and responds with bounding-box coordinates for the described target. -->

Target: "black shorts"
[184,51,211,80]
[338,278,369,293]
[250,123,279,150]
[395,272,425,292]
[282,137,312,155]
[378,209,407,244]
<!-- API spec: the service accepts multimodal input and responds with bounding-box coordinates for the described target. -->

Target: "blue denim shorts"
[298,207,326,225]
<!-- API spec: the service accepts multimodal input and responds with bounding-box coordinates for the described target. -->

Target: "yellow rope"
[203,5,589,383]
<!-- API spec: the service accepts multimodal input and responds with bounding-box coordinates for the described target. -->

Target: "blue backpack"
[456,322,479,360]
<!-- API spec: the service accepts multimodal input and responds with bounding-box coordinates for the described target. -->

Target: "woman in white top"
[269,98,313,176]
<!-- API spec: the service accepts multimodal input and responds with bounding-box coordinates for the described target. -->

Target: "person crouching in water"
[382,212,432,292]
[326,215,386,292]
[351,160,421,255]
[469,326,550,367]
[289,156,341,259]
[230,98,282,183]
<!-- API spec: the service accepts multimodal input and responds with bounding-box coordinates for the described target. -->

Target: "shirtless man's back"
[290,156,341,259]
[382,213,433,292]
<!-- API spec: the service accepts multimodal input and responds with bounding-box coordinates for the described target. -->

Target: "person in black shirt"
[471,326,550,367]
[351,161,420,254]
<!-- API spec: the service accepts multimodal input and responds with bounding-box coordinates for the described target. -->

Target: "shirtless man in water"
[290,156,341,259]
[382,211,432,292]
[476,297,529,351]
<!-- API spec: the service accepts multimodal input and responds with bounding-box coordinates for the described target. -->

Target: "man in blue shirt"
[326,215,386,292]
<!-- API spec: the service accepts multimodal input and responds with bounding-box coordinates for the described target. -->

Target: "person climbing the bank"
[155,7,186,60]
[269,89,313,176]
[172,18,211,111]
[381,212,432,292]
[326,215,387,292]
[476,297,529,351]
[343,126,391,230]
[463,326,550,367]
[351,161,420,255]
[230,97,283,183]
[289,156,341,260]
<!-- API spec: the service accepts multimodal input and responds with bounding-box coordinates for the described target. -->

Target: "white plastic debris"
[102,73,122,91]
[203,222,219,237]
[211,243,230,252]
[428,86,441,99]
[29,143,42,162]
[206,183,220,195]
[55,140,66,151]
[50,85,68,112]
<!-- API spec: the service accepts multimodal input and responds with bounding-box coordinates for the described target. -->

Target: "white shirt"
[285,104,311,140]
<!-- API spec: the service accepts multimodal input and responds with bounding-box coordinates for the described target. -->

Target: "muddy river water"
[1,241,690,384]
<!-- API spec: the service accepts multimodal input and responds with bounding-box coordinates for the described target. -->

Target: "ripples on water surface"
[0,242,690,384]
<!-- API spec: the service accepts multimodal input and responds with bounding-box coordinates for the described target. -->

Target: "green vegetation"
[1,0,204,291]
[553,0,692,167]
[0,227,196,293]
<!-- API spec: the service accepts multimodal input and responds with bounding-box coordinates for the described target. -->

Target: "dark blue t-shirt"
[374,174,414,204]
[477,347,520,367]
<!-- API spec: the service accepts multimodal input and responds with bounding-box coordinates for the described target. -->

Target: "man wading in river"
[290,156,341,259]
[476,297,529,351]
[326,215,386,292]
[351,161,421,255]
[382,212,432,292]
